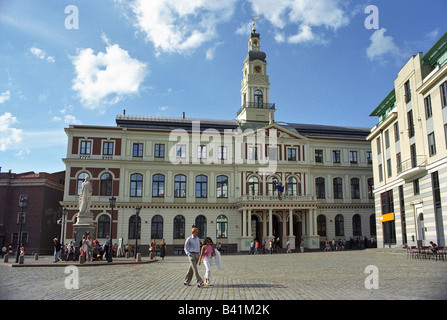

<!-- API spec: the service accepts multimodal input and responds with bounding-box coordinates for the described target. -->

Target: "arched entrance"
[272,215,281,246]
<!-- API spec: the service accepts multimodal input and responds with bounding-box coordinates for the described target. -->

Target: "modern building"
[367,32,447,248]
[60,26,374,254]
[0,170,65,254]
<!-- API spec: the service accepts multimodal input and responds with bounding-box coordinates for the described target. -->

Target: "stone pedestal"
[73,212,95,246]
[136,253,141,262]
[34,253,39,260]
[18,255,24,264]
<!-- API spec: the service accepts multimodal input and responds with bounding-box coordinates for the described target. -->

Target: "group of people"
[184,227,222,288]
[324,237,377,252]
[52,235,116,262]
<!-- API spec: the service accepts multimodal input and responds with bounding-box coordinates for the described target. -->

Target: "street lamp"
[61,206,68,248]
[108,196,116,262]
[134,206,141,258]
[16,195,27,263]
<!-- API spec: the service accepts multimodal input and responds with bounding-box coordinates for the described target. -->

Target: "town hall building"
[60,26,375,254]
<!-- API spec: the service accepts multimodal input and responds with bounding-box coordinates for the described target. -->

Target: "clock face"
[254,65,262,73]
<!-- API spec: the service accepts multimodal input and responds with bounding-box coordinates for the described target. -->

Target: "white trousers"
[204,258,212,279]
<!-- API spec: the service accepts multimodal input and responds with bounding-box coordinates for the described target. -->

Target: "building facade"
[0,170,65,254]
[367,32,447,248]
[61,27,374,254]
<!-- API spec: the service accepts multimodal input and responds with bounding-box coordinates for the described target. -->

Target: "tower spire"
[252,16,260,32]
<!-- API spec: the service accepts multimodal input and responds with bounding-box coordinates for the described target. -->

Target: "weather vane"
[252,16,260,31]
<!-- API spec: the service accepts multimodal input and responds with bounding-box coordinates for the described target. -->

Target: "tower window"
[254,90,263,108]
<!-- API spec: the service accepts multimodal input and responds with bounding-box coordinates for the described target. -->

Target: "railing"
[238,194,316,202]
[236,102,276,117]
[397,155,427,173]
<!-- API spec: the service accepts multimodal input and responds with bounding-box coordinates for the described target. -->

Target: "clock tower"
[237,22,275,127]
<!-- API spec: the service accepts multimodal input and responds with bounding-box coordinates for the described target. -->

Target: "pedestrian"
[184,227,204,287]
[150,239,156,260]
[262,238,266,254]
[81,235,88,261]
[198,237,215,286]
[66,241,75,261]
[269,239,274,254]
[20,244,25,256]
[159,239,166,260]
[86,235,93,262]
[53,238,61,262]
[286,239,292,253]
[300,239,304,253]
[249,239,254,255]
[324,239,330,251]
[254,240,259,255]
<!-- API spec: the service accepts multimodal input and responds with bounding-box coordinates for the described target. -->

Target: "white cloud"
[248,0,349,44]
[0,90,10,104]
[128,0,236,55]
[366,28,402,62]
[71,35,148,109]
[30,47,55,63]
[0,112,23,151]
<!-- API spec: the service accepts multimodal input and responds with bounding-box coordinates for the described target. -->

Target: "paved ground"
[1,248,446,301]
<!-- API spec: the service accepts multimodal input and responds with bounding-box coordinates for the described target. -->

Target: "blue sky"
[1,0,446,173]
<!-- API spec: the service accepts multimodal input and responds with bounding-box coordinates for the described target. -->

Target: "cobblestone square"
[1,249,446,301]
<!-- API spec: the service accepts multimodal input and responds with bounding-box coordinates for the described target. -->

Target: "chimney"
[182,112,185,119]
[123,109,126,115]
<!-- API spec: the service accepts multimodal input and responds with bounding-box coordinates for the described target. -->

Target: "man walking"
[184,227,204,287]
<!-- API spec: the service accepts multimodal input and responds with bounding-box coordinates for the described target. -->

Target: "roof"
[283,122,370,140]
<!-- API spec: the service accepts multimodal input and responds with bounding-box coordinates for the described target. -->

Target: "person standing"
[159,239,166,260]
[198,237,215,286]
[53,238,61,262]
[184,227,204,287]
[149,239,156,260]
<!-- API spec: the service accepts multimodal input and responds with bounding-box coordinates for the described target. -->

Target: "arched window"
[287,176,298,196]
[128,215,141,239]
[317,215,326,237]
[367,178,374,199]
[315,177,325,199]
[195,215,207,238]
[152,174,165,197]
[77,172,89,195]
[353,214,362,236]
[130,173,143,197]
[173,215,185,239]
[216,175,228,198]
[195,175,208,198]
[267,176,279,195]
[254,90,263,108]
[97,215,110,238]
[333,177,343,199]
[248,176,259,195]
[100,173,113,196]
[174,174,186,198]
[217,215,228,238]
[335,214,344,237]
[151,215,163,239]
[351,178,360,199]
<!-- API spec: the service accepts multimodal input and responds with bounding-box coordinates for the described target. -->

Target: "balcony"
[238,194,316,203]
[236,102,276,117]
[397,156,427,181]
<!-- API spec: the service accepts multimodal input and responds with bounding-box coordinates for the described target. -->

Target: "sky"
[0,0,446,174]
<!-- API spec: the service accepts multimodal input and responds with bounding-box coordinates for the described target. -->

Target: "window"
[413,179,420,195]
[267,176,279,195]
[424,95,432,119]
[428,132,436,156]
[315,149,323,163]
[385,130,390,149]
[254,90,263,108]
[128,215,141,239]
[249,146,258,160]
[440,81,447,108]
[80,141,91,154]
[317,215,326,237]
[97,215,110,238]
[376,137,381,154]
[152,174,165,197]
[332,150,341,163]
[195,215,207,238]
[216,215,228,238]
[396,152,402,173]
[315,177,325,199]
[352,214,362,236]
[287,177,298,196]
[176,145,186,158]
[130,173,143,197]
[100,173,113,196]
[77,172,89,195]
[248,176,259,195]
[287,148,297,161]
[218,146,227,160]
[195,175,207,198]
[333,177,343,199]
[407,110,415,138]
[381,190,394,214]
[387,158,392,177]
[103,141,114,155]
[410,143,417,168]
[404,80,411,103]
[133,143,143,157]
[351,178,360,199]
[173,215,185,239]
[151,215,163,239]
[216,175,228,198]
[394,122,400,142]
[349,151,358,164]
[174,174,186,198]
[154,144,165,158]
[366,151,373,164]
[367,178,374,199]
[335,215,344,237]
[378,164,383,182]
[197,145,207,159]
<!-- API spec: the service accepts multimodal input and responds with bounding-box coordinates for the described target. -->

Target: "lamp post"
[61,206,68,248]
[16,195,27,263]
[134,206,141,258]
[108,196,116,262]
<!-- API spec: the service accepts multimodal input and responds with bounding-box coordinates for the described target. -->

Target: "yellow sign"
[379,212,394,222]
